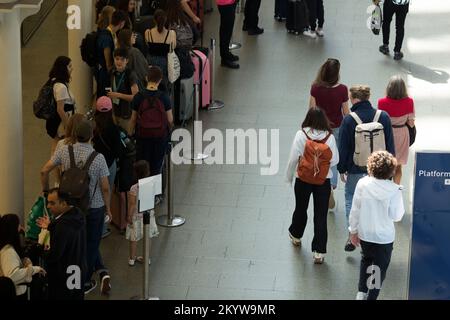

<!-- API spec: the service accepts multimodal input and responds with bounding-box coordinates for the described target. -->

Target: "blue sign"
[409,152,450,300]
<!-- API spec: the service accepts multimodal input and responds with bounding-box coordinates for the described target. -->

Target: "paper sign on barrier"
[138,174,162,212]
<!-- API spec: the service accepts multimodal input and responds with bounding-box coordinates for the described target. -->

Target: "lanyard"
[107,26,117,47]
[113,72,126,92]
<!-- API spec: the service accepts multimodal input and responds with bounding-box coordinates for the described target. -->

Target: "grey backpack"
[170,23,193,48]
[350,110,386,167]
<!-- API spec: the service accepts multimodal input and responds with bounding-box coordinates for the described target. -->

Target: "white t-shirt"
[53,82,75,105]
[53,82,76,138]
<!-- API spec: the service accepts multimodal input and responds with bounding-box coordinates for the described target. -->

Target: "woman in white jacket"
[286,107,339,264]
[0,214,46,299]
[349,151,404,300]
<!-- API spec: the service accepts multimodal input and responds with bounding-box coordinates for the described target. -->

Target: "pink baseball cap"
[96,96,113,112]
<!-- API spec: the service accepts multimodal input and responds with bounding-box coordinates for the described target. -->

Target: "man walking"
[40,119,112,295]
[376,0,410,60]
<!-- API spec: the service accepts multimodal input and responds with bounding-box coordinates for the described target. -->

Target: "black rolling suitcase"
[275,0,287,21]
[286,0,309,34]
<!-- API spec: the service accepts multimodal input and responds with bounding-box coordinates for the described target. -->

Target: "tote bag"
[167,43,180,83]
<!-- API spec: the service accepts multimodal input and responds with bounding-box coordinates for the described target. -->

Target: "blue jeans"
[344,173,366,225]
[331,127,340,188]
[86,206,108,283]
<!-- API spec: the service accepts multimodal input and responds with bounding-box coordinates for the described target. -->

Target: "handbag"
[167,43,181,83]
[407,123,416,146]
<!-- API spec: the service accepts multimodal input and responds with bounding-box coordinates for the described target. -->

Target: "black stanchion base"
[208,100,225,111]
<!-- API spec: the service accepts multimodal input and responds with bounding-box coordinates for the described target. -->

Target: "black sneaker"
[379,44,389,55]
[344,239,356,252]
[99,272,111,295]
[394,51,404,60]
[228,53,239,62]
[248,27,264,35]
[221,60,240,69]
[84,279,97,295]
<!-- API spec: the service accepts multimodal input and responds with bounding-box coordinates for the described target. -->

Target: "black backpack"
[80,31,98,67]
[33,79,57,120]
[59,146,98,212]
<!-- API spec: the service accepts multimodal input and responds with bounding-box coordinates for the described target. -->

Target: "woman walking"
[285,107,339,264]
[310,58,349,209]
[378,75,415,184]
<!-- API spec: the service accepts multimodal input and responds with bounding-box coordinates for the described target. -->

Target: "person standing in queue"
[217,0,239,69]
[243,0,264,35]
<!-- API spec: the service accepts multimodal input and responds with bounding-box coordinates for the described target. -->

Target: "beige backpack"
[350,110,386,167]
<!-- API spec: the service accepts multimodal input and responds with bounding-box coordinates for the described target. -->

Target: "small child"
[349,151,405,300]
[126,160,159,266]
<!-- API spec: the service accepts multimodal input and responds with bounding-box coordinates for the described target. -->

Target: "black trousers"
[306,0,324,30]
[289,178,330,253]
[382,0,409,52]
[136,136,168,176]
[218,3,237,60]
[243,0,262,30]
[358,240,393,300]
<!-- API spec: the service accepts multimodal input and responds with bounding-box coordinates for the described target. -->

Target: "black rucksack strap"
[68,145,76,169]
[83,151,99,171]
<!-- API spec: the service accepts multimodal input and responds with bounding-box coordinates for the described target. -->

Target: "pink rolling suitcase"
[191,49,211,109]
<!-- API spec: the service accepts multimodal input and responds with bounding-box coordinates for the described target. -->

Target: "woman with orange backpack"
[285,107,339,264]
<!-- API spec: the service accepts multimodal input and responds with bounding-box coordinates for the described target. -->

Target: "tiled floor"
[21,0,450,300]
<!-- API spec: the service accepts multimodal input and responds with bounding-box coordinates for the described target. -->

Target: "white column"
[68,0,93,113]
[0,1,42,219]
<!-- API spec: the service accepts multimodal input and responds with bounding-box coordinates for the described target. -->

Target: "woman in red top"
[378,75,415,184]
[310,58,349,210]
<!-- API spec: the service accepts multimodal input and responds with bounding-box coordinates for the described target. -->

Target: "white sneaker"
[356,292,368,300]
[128,258,135,266]
[316,28,324,37]
[303,30,317,38]
[313,252,324,264]
[289,232,301,246]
